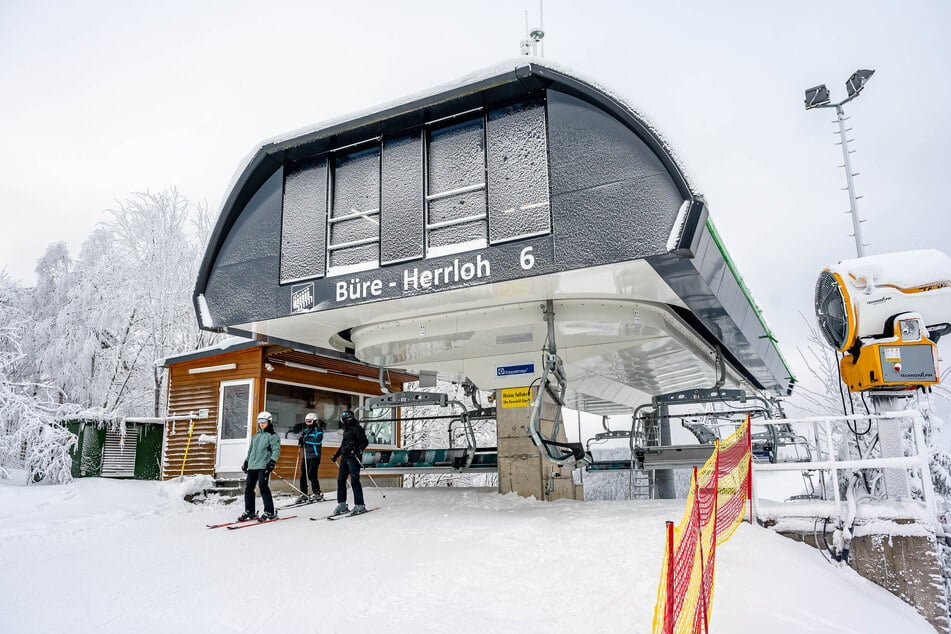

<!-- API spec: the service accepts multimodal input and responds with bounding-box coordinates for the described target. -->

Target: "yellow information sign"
[500,387,533,409]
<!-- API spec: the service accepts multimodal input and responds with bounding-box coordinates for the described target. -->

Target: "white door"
[216,379,253,473]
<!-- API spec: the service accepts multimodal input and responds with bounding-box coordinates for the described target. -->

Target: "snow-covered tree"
[21,189,219,418]
[104,189,218,415]
[0,271,76,484]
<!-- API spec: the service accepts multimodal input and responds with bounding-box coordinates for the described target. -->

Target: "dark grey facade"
[196,61,794,396]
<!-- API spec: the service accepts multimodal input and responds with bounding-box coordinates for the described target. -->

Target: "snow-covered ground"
[0,476,937,633]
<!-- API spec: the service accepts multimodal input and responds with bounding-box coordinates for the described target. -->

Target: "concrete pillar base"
[495,387,583,501]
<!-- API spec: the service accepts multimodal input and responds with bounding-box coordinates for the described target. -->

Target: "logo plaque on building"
[291,282,315,313]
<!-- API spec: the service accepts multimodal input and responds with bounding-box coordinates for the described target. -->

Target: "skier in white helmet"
[238,411,281,522]
[297,413,325,503]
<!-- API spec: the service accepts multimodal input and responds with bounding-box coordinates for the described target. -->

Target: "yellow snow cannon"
[814,249,951,392]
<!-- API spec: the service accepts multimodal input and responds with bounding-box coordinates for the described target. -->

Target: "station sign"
[290,237,555,314]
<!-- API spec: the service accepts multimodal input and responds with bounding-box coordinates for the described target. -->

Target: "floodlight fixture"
[804,84,831,110]
[803,68,876,258]
[846,69,875,98]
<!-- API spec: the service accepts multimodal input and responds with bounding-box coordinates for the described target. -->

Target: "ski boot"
[350,505,367,516]
[332,503,349,516]
[296,494,310,504]
[237,510,257,522]
[259,510,278,522]
[311,493,325,502]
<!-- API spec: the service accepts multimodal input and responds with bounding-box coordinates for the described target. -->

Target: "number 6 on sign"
[520,247,535,270]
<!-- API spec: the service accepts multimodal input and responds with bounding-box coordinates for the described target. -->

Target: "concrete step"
[185,477,244,503]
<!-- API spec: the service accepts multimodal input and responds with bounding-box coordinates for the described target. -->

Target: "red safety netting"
[651,416,752,634]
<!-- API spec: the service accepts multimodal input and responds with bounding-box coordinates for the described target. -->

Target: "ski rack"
[361,390,485,471]
[527,301,588,467]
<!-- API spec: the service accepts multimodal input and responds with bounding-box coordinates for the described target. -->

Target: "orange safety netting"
[651,416,752,634]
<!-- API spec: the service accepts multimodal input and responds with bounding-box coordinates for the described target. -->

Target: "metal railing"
[750,410,937,530]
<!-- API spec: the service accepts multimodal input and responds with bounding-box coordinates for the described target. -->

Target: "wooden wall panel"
[160,347,263,480]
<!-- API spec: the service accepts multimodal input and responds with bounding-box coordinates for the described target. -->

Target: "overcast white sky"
[2,0,950,391]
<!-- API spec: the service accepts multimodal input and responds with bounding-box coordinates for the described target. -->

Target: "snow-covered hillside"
[0,477,936,633]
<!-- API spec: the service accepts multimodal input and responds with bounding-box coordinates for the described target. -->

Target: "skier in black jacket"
[297,413,324,503]
[331,410,369,516]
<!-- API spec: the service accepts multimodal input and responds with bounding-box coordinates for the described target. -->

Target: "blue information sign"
[496,363,535,377]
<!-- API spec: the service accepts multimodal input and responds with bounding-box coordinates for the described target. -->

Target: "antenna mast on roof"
[520,0,545,57]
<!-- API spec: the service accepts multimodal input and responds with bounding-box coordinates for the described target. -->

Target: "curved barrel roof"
[195,60,794,403]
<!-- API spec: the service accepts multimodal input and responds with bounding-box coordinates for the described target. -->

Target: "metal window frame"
[326,147,382,275]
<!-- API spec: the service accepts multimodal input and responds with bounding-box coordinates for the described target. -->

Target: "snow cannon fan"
[814,249,951,392]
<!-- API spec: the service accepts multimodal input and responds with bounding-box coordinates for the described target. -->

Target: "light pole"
[804,69,875,258]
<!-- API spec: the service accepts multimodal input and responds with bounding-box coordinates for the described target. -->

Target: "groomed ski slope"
[0,477,936,633]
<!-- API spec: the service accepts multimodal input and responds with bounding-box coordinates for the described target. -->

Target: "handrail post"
[821,419,842,519]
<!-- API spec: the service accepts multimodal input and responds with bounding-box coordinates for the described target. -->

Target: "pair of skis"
[205,506,377,529]
[206,515,297,530]
[312,508,377,521]
[204,495,324,530]
[278,496,329,511]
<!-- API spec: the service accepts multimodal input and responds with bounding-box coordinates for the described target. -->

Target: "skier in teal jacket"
[238,411,282,522]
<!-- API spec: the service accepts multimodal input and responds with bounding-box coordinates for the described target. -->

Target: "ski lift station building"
[187,60,794,499]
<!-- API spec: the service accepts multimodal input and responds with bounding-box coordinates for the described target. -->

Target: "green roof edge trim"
[705,218,797,384]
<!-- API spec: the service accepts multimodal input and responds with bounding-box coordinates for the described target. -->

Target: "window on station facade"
[425,117,488,257]
[220,381,252,441]
[485,97,551,243]
[263,380,395,446]
[327,147,381,276]
[279,95,552,280]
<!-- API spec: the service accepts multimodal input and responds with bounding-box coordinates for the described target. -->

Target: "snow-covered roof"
[213,58,698,227]
[202,58,700,288]
[154,337,263,367]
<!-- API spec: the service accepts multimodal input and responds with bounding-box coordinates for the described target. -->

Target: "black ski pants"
[244,469,274,514]
[336,455,365,506]
[299,451,321,495]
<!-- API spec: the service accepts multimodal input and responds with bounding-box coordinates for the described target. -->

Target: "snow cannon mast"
[814,249,951,392]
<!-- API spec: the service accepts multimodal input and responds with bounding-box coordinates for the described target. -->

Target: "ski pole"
[272,469,307,497]
[293,447,300,484]
[356,455,386,499]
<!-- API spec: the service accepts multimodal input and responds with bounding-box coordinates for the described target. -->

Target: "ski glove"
[266,460,276,473]
[241,460,248,473]
[331,451,340,463]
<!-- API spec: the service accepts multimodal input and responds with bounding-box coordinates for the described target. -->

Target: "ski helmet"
[305,413,318,423]
[341,410,356,425]
[257,411,272,424]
